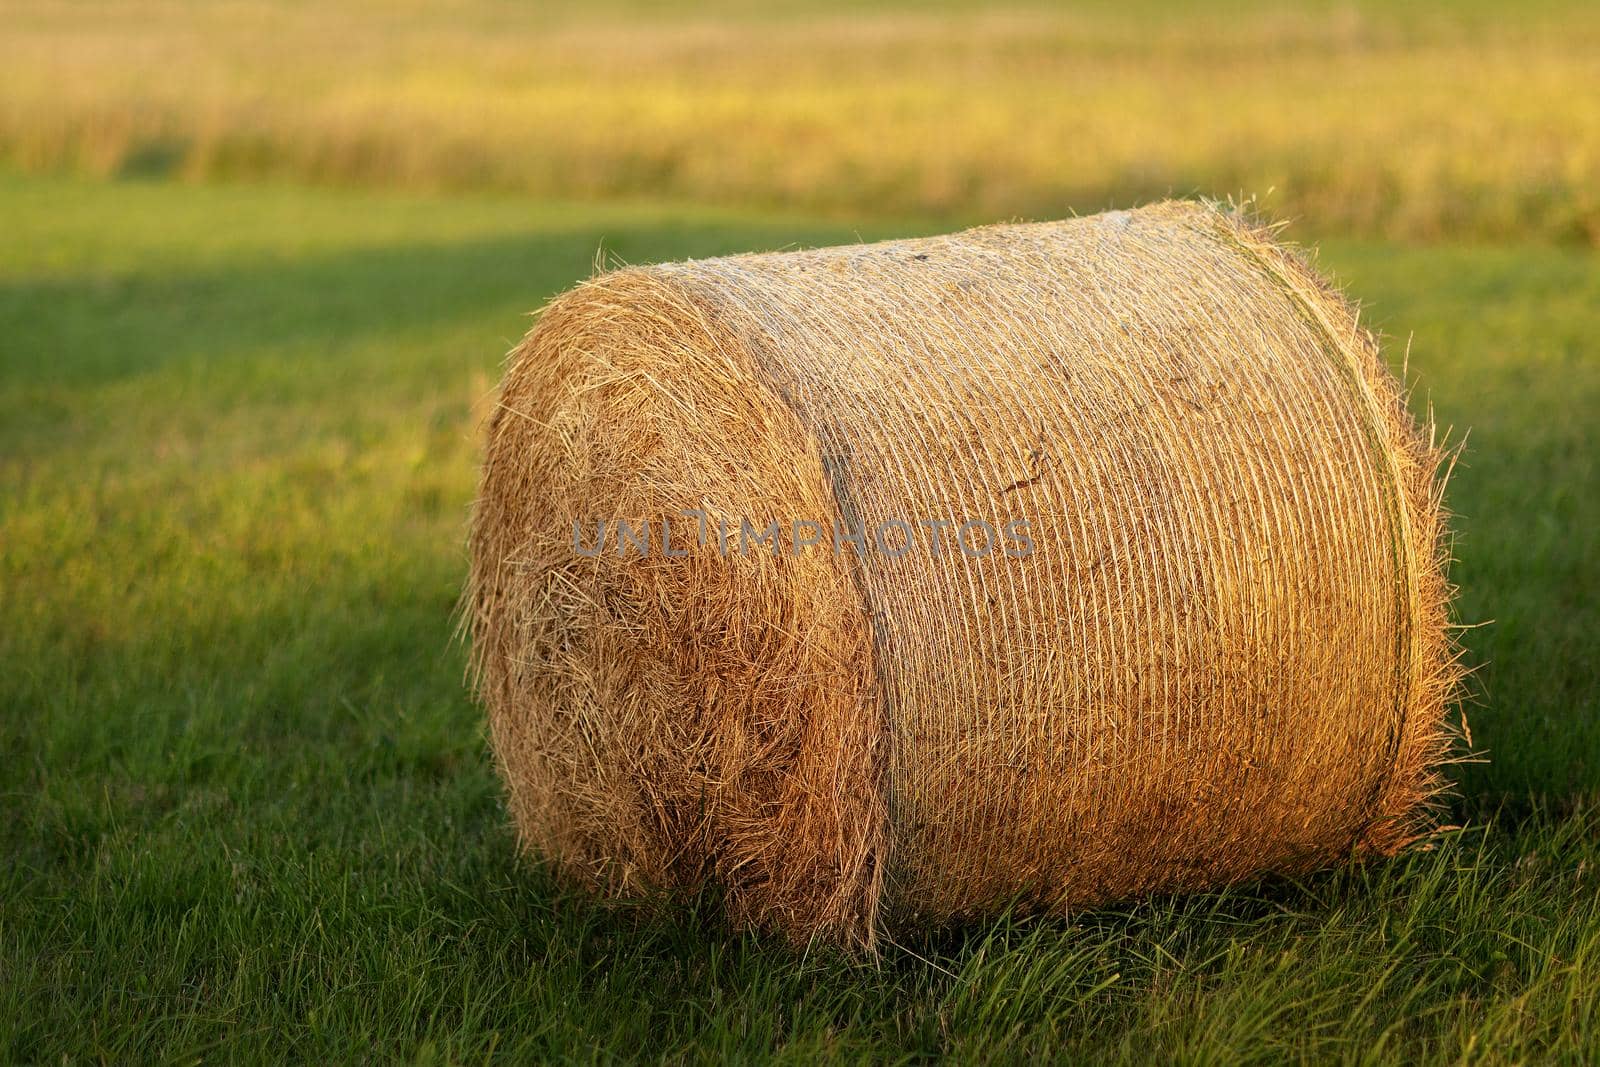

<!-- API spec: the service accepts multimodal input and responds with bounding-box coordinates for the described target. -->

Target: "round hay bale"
[466,201,1459,951]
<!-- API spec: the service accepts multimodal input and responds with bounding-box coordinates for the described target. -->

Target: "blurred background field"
[3,2,1598,1062]
[4,0,1600,242]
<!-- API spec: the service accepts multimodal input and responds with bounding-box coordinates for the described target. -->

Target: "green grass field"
[2,170,1596,1062]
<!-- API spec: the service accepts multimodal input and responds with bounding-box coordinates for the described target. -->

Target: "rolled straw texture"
[466,201,1459,951]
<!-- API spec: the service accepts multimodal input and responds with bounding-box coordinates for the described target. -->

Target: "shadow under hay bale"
[466,201,1461,952]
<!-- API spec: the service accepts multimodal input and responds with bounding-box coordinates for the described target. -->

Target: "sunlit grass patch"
[1,172,1596,1061]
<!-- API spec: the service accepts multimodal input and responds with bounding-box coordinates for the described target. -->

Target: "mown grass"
[1,171,1597,1062]
[3,0,1599,244]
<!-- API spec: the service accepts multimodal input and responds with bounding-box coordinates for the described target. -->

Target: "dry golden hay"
[465,201,1461,952]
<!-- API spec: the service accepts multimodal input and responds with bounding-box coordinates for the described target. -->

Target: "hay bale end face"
[466,201,1459,951]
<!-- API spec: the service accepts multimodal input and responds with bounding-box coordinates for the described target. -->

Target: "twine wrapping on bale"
[465,201,1461,952]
